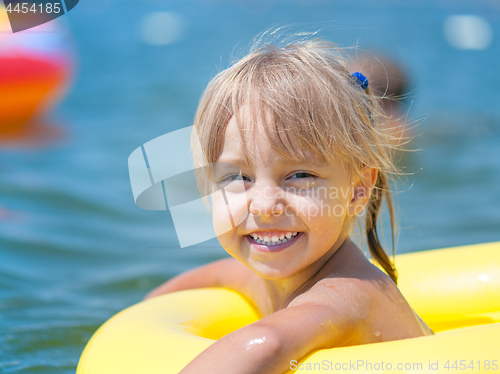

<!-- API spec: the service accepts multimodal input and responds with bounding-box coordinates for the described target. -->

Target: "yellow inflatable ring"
[77,242,500,374]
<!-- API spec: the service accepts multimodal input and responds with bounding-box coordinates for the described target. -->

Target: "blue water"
[1,0,499,372]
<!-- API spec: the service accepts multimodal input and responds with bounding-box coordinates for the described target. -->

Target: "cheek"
[211,191,249,236]
[291,192,350,225]
[217,231,237,255]
[211,202,238,253]
[211,194,233,237]
[211,193,247,258]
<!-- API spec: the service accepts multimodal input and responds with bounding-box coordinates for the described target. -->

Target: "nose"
[248,181,286,218]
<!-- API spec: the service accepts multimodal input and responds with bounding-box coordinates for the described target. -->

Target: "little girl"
[146,38,433,374]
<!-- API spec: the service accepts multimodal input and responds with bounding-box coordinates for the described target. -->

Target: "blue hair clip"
[351,72,369,90]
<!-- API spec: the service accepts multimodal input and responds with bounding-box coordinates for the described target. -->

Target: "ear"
[347,167,378,217]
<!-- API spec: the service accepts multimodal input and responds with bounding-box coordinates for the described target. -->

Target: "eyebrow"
[215,157,327,169]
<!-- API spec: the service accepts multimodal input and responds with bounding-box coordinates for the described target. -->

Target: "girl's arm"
[143,257,251,300]
[179,289,360,374]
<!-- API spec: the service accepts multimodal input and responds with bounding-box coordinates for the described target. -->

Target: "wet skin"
[149,107,433,374]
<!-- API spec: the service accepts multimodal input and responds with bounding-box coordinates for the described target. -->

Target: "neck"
[261,234,352,314]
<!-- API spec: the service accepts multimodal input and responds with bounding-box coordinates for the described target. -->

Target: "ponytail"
[365,173,398,285]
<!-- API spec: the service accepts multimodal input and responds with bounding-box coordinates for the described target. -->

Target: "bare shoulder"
[289,277,372,325]
[288,272,429,344]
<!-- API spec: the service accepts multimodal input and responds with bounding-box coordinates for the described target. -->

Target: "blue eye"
[289,172,316,179]
[221,174,251,183]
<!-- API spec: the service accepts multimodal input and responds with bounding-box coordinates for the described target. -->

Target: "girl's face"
[210,108,373,280]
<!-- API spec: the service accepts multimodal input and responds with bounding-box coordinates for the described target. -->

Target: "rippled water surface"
[1,1,499,372]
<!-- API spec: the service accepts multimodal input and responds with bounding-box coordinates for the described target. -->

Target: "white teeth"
[250,232,299,240]
[250,231,300,246]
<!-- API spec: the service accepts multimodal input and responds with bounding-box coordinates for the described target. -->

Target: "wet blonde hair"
[191,38,403,284]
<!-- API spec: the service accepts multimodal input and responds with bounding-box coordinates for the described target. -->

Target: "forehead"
[217,117,247,162]
[218,104,322,166]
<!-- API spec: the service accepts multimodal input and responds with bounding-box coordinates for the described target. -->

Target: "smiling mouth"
[247,232,301,246]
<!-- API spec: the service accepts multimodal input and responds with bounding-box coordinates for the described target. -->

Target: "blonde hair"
[191,38,403,284]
